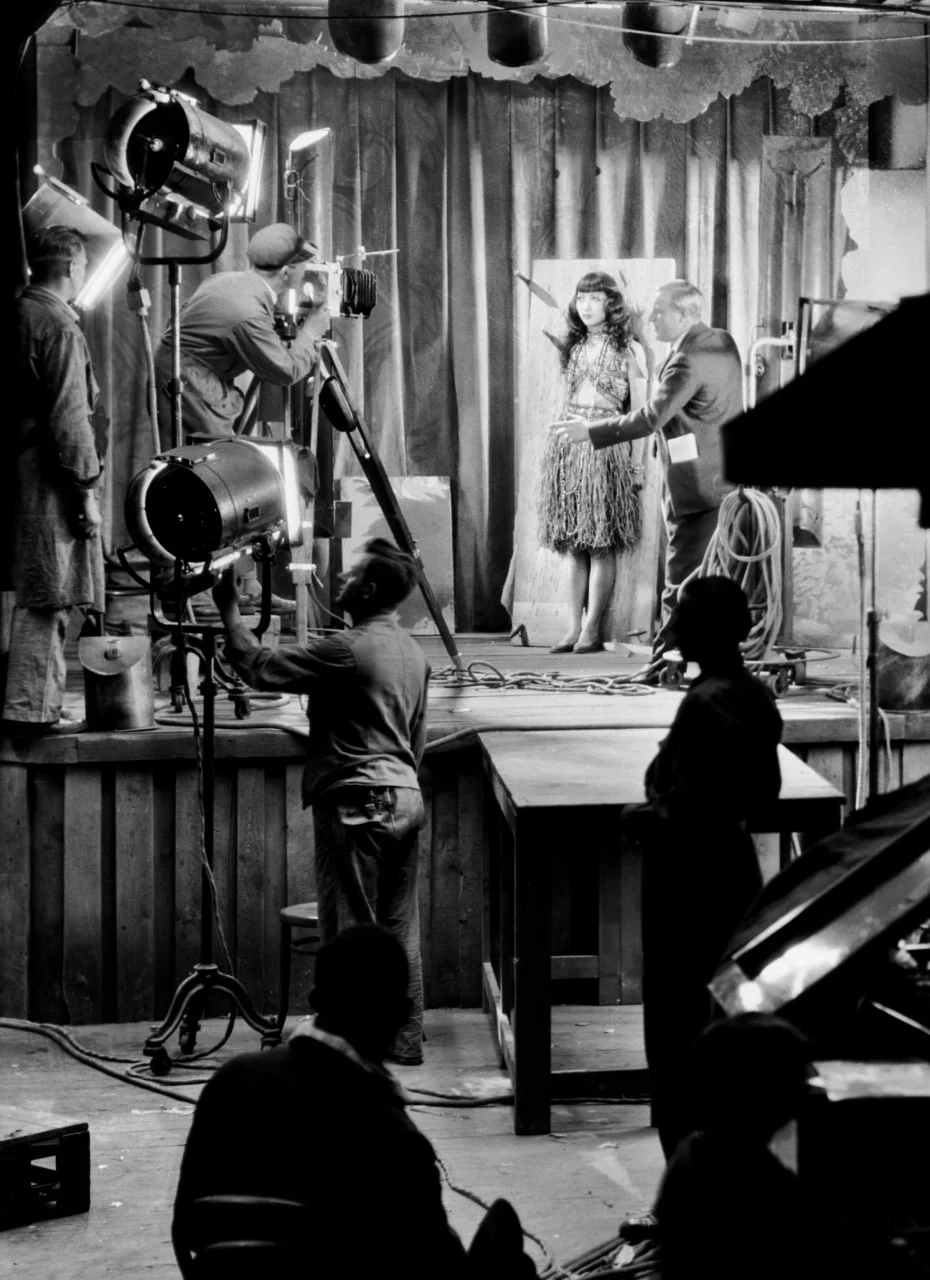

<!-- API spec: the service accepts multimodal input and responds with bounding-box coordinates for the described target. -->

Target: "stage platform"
[2,635,929,1026]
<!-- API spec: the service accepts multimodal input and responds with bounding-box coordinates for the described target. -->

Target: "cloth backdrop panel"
[59,70,778,631]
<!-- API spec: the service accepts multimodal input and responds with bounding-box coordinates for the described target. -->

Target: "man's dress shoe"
[572,640,604,654]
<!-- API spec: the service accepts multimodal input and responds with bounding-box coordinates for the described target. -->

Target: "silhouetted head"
[685,1014,812,1141]
[673,575,751,667]
[27,225,88,299]
[309,924,411,1062]
[334,537,418,620]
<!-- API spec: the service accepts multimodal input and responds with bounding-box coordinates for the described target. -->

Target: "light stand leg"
[168,261,183,452]
[319,344,464,670]
[867,489,881,801]
[144,622,282,1072]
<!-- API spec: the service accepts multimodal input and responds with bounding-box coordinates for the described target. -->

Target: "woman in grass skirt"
[537,271,647,653]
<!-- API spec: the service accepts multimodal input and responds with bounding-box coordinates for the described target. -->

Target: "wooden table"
[478,728,846,1135]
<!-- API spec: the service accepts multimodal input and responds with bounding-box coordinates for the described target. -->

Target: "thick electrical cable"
[679,487,784,661]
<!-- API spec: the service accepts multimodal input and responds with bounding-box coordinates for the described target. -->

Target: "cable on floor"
[430,661,658,697]
[431,1150,569,1279]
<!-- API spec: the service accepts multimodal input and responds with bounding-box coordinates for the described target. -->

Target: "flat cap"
[247,223,316,270]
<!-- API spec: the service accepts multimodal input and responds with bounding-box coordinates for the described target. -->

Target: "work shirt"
[167,270,318,386]
[6,286,106,608]
[224,611,430,805]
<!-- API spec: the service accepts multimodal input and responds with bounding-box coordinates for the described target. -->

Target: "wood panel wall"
[2,737,929,1025]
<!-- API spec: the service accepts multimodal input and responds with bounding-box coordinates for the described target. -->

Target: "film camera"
[274,258,377,341]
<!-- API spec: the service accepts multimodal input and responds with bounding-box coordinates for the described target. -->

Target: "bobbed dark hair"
[361,537,418,610]
[563,270,634,367]
[27,225,88,285]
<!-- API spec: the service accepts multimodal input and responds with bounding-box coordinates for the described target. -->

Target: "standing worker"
[211,538,430,1066]
[2,226,106,737]
[550,280,743,683]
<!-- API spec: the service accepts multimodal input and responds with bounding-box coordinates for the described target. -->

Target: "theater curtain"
[57,70,846,630]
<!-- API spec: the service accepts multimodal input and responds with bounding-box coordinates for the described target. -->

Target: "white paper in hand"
[666,433,698,464]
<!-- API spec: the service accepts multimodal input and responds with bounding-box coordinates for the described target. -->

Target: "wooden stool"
[275,902,322,1040]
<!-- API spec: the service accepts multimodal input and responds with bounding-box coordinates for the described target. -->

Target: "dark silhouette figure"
[624,576,783,1157]
[653,1014,821,1280]
[173,925,536,1280]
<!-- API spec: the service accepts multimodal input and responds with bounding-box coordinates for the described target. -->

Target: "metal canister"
[79,636,155,732]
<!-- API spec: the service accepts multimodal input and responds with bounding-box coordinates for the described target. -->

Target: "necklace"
[583,333,608,375]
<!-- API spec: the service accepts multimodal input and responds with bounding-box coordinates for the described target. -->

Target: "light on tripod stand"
[22,170,131,308]
[102,81,253,240]
[125,438,302,575]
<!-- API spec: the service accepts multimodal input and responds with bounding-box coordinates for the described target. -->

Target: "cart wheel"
[661,663,683,690]
[774,668,790,696]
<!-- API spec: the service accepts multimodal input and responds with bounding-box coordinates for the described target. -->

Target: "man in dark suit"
[551,280,743,680]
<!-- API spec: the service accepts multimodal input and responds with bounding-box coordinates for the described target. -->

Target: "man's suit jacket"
[588,321,743,518]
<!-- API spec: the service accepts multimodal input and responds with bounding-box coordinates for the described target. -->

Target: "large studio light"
[22,170,131,308]
[102,81,253,240]
[126,438,303,575]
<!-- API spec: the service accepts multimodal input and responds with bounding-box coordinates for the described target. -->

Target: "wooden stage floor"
[0,1007,660,1279]
[52,631,877,752]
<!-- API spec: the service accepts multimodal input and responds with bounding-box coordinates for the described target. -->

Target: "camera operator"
[154,222,329,448]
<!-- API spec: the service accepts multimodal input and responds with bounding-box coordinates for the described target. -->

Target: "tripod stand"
[143,552,281,1072]
[237,336,464,669]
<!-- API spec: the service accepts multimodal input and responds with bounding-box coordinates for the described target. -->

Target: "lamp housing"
[126,438,301,575]
[104,82,252,239]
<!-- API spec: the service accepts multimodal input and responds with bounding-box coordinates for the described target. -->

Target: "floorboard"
[0,1009,662,1278]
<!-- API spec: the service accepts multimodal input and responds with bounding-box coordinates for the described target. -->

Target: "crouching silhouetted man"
[624,576,783,1158]
[172,925,537,1280]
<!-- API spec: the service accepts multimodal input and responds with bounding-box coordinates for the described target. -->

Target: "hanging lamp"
[487,0,548,67]
[328,0,406,64]
[622,2,695,69]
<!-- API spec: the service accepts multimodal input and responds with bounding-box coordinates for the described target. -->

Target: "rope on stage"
[429,660,658,696]
[681,487,784,660]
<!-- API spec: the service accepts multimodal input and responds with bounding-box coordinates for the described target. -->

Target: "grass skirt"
[536,408,641,554]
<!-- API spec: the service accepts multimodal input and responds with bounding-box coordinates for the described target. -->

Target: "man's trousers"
[313,785,425,1061]
[652,504,721,657]
[1,600,72,726]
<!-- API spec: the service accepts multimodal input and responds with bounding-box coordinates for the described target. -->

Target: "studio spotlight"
[328,0,405,65]
[22,170,131,308]
[487,0,548,68]
[125,438,303,577]
[102,81,253,240]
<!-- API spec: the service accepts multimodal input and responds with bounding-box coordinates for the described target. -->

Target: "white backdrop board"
[504,258,676,648]
[338,475,455,635]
